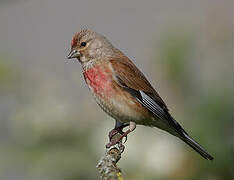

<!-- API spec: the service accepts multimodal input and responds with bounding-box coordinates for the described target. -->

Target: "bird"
[67,29,214,160]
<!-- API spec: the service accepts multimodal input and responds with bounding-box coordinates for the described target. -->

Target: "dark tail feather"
[181,133,214,160]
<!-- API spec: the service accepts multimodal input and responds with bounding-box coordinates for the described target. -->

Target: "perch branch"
[96,132,125,180]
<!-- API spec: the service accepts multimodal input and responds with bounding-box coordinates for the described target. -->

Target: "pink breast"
[83,65,113,96]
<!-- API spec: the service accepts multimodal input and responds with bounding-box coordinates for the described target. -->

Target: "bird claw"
[106,128,126,148]
[106,128,129,151]
[108,128,126,140]
[108,129,120,141]
[122,135,128,144]
[105,140,120,148]
[119,143,125,153]
[105,139,125,153]
[106,133,123,148]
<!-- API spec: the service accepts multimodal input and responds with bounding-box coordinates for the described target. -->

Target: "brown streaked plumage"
[67,29,214,160]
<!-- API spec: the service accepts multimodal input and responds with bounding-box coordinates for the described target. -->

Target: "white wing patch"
[139,91,167,120]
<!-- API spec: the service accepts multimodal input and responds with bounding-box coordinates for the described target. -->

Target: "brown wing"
[110,55,168,111]
[110,55,188,137]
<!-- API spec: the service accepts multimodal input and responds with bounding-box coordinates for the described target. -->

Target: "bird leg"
[106,121,136,148]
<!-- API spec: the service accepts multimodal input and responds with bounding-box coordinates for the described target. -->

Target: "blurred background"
[0,0,234,179]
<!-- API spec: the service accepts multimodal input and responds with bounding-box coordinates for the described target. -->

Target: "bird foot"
[106,129,130,150]
[106,139,121,148]
[106,141,125,153]
[108,128,125,141]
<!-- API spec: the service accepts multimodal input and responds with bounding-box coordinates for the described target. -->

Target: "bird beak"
[67,49,80,59]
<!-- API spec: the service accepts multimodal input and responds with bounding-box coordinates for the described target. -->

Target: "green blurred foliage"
[151,26,234,180]
[0,55,18,92]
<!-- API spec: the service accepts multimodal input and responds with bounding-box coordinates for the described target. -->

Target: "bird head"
[67,29,120,64]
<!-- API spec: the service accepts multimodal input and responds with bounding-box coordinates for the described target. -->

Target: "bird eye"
[80,42,86,47]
